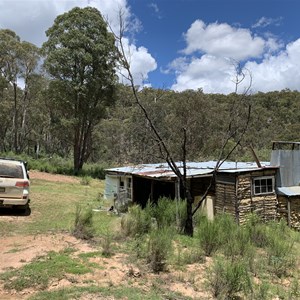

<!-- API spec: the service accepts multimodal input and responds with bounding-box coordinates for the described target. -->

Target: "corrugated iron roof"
[106,161,274,179]
[277,186,300,196]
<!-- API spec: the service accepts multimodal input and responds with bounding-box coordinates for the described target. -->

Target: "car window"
[0,163,24,179]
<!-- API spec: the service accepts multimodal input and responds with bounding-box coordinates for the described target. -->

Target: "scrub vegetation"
[0,176,299,300]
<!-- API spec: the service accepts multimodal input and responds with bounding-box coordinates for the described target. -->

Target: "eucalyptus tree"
[42,7,117,172]
[0,29,40,152]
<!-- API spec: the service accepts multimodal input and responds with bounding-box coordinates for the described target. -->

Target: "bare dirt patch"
[29,170,80,183]
[0,232,94,300]
[0,231,212,300]
[0,233,93,273]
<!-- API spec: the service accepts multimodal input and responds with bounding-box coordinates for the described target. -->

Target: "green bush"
[0,152,108,179]
[197,217,222,256]
[266,236,295,277]
[80,176,92,186]
[175,247,205,266]
[101,230,114,257]
[244,214,269,248]
[120,205,152,237]
[147,227,173,273]
[222,226,252,260]
[151,197,186,231]
[252,281,270,300]
[207,257,252,299]
[72,205,95,240]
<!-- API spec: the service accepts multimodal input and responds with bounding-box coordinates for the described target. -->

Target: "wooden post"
[175,178,181,224]
[175,178,180,200]
[150,180,154,201]
[287,198,291,227]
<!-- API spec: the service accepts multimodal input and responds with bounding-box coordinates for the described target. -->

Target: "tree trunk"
[13,82,18,153]
[73,119,93,174]
[184,187,194,236]
[73,125,83,174]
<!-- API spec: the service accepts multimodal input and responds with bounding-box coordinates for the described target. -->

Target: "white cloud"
[0,0,156,87]
[148,2,162,19]
[245,39,300,92]
[252,16,282,29]
[183,20,267,61]
[149,3,159,14]
[172,38,300,94]
[171,19,300,94]
[117,38,157,87]
[171,55,251,94]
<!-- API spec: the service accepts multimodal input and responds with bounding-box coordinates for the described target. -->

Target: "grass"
[29,285,189,300]
[0,175,300,300]
[0,177,117,236]
[0,248,90,291]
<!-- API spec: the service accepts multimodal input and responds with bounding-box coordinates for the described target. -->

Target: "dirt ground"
[0,231,210,300]
[0,172,211,300]
[28,170,80,183]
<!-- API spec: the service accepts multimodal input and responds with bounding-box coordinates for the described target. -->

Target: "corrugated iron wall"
[271,149,300,187]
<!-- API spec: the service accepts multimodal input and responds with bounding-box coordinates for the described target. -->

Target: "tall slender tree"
[0,29,40,152]
[42,7,117,172]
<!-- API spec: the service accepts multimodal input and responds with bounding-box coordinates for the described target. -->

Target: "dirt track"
[28,170,80,183]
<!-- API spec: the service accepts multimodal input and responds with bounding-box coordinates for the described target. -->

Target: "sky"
[0,0,300,94]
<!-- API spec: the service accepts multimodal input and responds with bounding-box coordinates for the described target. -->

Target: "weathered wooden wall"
[215,181,237,219]
[215,170,277,225]
[237,173,277,225]
[277,195,288,223]
[290,198,300,230]
[278,195,300,230]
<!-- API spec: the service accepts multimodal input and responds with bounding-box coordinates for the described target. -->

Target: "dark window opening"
[253,177,274,195]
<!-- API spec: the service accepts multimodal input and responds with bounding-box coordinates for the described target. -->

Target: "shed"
[270,141,300,230]
[105,161,277,221]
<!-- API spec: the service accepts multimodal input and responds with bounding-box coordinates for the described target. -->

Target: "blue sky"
[127,0,300,93]
[0,0,300,94]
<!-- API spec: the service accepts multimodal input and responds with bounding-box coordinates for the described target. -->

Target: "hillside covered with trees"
[1,7,300,173]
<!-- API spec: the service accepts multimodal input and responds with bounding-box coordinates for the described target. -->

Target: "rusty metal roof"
[106,161,273,179]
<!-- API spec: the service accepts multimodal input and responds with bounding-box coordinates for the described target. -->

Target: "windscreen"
[0,163,24,179]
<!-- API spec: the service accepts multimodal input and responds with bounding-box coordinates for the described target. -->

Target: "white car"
[0,158,30,211]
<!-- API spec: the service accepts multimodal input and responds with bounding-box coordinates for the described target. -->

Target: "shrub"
[244,214,269,248]
[149,197,186,232]
[288,277,300,299]
[151,197,176,228]
[120,205,152,237]
[207,257,252,299]
[222,226,252,261]
[266,237,295,277]
[197,217,221,256]
[252,281,270,300]
[72,205,94,240]
[101,230,114,257]
[176,247,205,266]
[147,227,173,273]
[80,176,92,186]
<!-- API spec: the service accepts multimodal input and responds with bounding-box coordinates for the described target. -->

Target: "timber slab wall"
[215,170,277,225]
[278,195,300,230]
[237,174,277,225]
[215,181,236,218]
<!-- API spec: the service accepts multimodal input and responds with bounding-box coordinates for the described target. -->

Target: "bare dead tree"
[109,10,253,235]
[192,66,252,216]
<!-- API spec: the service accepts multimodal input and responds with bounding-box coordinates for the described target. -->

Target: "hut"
[105,161,277,222]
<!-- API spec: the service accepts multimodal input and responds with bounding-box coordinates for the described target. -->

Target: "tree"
[0,29,40,153]
[112,12,252,236]
[42,7,117,172]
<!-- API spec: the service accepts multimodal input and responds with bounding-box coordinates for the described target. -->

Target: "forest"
[1,7,300,175]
